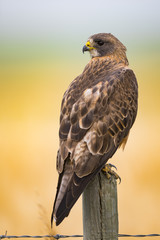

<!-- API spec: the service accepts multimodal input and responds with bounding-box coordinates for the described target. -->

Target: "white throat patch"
[90,49,100,58]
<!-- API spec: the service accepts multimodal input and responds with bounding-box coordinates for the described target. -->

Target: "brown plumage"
[51,33,138,226]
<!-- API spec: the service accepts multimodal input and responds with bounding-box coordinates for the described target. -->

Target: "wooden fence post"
[82,171,118,240]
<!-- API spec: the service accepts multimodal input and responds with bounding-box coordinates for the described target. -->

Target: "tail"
[51,147,118,226]
[51,166,100,226]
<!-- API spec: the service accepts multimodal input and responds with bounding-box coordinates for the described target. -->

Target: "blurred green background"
[0,0,160,238]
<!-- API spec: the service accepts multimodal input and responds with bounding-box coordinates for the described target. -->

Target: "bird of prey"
[51,33,138,226]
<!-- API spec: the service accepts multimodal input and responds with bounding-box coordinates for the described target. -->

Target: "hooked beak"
[82,45,90,53]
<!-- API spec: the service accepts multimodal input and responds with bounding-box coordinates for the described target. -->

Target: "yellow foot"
[102,163,121,183]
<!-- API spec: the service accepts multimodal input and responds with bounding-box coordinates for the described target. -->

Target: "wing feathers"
[80,109,94,129]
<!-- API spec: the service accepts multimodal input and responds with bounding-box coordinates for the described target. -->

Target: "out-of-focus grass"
[0,41,160,236]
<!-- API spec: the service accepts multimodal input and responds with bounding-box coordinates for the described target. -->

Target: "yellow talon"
[102,163,121,183]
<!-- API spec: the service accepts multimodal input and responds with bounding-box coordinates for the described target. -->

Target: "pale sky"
[0,0,160,42]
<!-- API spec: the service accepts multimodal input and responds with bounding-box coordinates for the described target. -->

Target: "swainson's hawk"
[51,33,138,226]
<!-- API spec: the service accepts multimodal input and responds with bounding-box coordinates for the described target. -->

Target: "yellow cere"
[86,41,91,47]
[86,41,95,50]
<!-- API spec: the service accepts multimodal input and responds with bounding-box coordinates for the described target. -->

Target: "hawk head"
[82,33,127,58]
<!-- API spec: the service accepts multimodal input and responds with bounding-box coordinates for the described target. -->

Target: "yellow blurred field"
[0,45,160,238]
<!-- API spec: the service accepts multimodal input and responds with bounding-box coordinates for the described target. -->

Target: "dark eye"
[96,40,104,46]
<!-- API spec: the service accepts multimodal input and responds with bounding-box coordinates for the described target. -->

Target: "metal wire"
[118,233,160,237]
[0,233,160,239]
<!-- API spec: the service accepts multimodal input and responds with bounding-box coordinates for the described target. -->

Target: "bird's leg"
[102,163,121,183]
